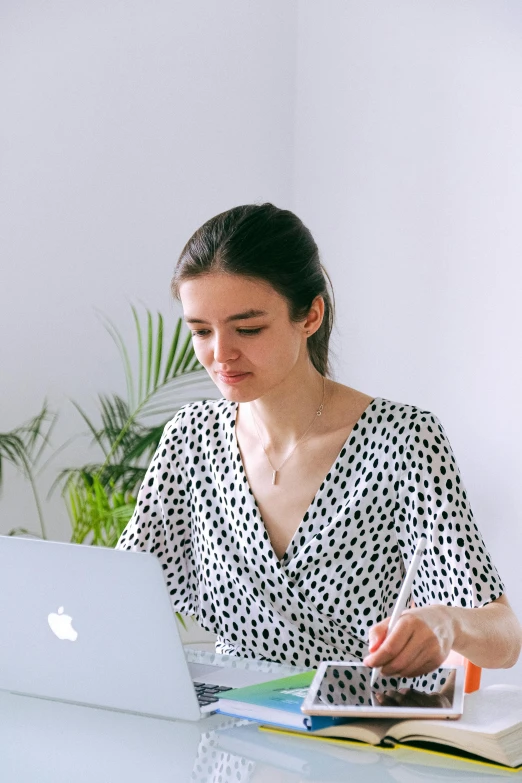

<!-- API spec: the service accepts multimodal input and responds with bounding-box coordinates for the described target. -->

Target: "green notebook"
[216,671,351,732]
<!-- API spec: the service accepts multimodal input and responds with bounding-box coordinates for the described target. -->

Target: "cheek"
[268,333,301,361]
[192,340,209,367]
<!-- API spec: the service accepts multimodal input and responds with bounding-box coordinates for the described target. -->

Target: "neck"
[243,366,327,451]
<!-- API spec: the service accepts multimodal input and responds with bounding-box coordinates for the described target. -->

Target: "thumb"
[368,618,390,653]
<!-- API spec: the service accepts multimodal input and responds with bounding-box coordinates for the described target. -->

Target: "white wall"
[1,0,520,682]
[293,0,522,684]
[0,0,297,541]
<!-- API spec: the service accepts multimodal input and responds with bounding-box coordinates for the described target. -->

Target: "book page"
[391,685,522,743]
[313,719,397,745]
[389,744,517,780]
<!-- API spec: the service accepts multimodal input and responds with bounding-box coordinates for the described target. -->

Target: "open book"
[266,685,522,769]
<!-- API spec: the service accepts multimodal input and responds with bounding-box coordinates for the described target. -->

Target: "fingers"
[367,617,391,653]
[364,617,416,671]
[364,612,448,677]
[379,631,438,677]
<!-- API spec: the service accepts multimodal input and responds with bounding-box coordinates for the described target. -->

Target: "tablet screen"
[310,664,457,710]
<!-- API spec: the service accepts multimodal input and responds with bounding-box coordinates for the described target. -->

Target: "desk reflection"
[0,690,512,783]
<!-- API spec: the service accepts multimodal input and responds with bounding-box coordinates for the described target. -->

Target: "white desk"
[0,656,515,783]
[2,693,515,783]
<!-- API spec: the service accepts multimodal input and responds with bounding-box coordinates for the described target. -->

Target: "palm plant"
[60,306,214,546]
[1,404,57,539]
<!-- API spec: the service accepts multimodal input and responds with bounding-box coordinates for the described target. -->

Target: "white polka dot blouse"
[116,397,504,669]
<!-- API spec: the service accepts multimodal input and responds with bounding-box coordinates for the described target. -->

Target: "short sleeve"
[116,407,197,615]
[394,411,504,609]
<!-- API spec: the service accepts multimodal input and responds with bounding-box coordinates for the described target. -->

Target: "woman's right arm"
[116,408,197,615]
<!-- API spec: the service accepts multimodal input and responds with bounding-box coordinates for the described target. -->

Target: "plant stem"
[26,468,48,540]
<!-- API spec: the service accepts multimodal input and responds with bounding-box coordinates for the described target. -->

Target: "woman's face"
[179,273,311,402]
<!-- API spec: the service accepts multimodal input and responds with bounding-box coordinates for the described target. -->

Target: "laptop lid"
[0,535,202,721]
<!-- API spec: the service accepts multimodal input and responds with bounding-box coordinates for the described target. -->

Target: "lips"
[216,371,250,384]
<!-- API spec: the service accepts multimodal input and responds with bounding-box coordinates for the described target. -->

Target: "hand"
[363,605,455,678]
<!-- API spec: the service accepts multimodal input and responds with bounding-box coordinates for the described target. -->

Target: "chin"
[218,387,254,402]
[214,380,260,404]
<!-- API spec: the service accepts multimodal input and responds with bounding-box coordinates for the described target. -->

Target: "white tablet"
[301,662,465,720]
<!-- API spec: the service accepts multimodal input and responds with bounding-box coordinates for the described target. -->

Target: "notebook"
[216,671,347,731]
[0,535,296,721]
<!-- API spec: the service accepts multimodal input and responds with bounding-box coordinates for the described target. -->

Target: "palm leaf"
[100,314,135,410]
[173,330,193,376]
[131,305,144,404]
[163,318,182,382]
[153,312,163,390]
[69,401,109,458]
[7,527,40,537]
[1,403,56,538]
[64,305,211,546]
[146,310,153,395]
[0,432,27,492]
[17,404,57,466]
[97,309,203,469]
[66,474,136,547]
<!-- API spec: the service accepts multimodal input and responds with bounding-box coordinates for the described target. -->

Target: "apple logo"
[47,606,78,642]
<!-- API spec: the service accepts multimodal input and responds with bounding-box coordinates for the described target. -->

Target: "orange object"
[464,660,482,693]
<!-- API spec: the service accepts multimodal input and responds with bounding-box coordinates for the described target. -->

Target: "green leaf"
[71,400,109,457]
[153,312,164,390]
[145,310,153,396]
[163,318,182,382]
[102,314,135,410]
[132,305,144,404]
[63,305,212,547]
[0,406,55,538]
[7,527,40,538]
[173,330,193,376]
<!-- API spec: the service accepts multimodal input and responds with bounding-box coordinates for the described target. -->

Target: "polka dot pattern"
[191,720,255,783]
[117,397,504,669]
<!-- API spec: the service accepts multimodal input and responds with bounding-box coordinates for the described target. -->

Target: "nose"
[213,330,239,364]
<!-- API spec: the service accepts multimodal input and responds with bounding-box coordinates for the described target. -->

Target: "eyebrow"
[185,309,269,325]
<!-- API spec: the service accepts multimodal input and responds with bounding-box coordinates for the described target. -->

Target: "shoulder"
[328,384,440,433]
[356,396,451,451]
[163,397,237,436]
[153,398,237,470]
[325,384,448,451]
[367,398,461,478]
[370,397,442,430]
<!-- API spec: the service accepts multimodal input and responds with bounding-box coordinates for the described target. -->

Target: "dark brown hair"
[171,203,335,377]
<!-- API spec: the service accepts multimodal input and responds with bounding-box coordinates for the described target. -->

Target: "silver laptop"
[0,535,294,721]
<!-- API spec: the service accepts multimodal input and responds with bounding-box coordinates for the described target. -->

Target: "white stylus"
[370,535,428,688]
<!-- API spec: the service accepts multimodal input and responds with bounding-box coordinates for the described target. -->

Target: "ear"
[303,295,325,336]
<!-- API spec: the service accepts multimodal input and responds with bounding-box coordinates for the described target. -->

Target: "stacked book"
[217,673,522,770]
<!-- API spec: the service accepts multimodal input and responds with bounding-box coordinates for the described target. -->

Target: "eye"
[191,327,263,337]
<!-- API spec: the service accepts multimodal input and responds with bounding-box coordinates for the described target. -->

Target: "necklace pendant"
[272,470,277,486]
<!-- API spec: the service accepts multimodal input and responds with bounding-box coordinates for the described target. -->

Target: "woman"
[117,203,521,677]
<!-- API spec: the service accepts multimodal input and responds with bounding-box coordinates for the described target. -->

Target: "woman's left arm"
[447,593,521,668]
[364,594,522,677]
[378,408,521,679]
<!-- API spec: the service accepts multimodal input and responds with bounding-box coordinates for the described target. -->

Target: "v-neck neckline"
[231,396,379,566]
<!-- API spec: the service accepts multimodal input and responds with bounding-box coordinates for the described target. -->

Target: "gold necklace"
[250,376,326,486]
